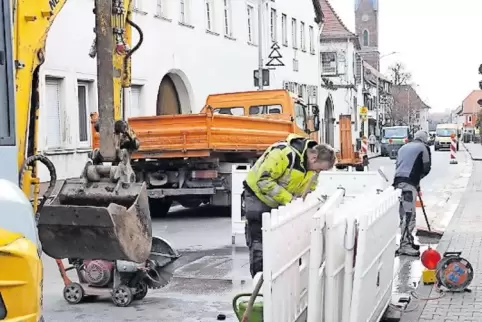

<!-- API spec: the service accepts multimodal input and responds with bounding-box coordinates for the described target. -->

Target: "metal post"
[257,0,264,90]
[375,76,379,136]
[407,88,411,126]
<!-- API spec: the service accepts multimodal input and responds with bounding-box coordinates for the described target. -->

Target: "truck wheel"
[148,198,173,218]
[178,199,203,208]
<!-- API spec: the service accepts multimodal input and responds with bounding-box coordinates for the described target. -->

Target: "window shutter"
[77,85,88,142]
[46,79,62,149]
[130,86,141,117]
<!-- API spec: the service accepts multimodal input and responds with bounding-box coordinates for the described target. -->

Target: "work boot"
[396,245,420,257]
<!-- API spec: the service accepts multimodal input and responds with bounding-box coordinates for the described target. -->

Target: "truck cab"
[201,90,320,138]
[380,126,411,158]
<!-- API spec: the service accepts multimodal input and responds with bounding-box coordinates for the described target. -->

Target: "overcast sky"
[328,0,482,112]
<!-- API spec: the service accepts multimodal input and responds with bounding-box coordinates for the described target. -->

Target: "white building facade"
[419,107,430,133]
[318,0,360,150]
[38,0,323,181]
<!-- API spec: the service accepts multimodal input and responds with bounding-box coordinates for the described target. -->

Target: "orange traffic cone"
[415,191,422,208]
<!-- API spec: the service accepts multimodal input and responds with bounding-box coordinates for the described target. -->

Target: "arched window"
[362,30,369,46]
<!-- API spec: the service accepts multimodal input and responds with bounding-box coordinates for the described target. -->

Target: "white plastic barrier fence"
[307,189,346,322]
[317,167,389,197]
[261,191,322,322]
[349,187,400,322]
[322,190,380,322]
[231,164,251,244]
[306,187,399,322]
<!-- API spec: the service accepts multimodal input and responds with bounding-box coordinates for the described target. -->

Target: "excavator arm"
[11,0,153,263]
[15,0,139,207]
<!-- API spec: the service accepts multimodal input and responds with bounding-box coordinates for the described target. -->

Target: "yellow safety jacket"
[244,134,319,208]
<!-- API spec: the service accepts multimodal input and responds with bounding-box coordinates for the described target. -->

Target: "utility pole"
[375,76,379,136]
[407,87,411,127]
[375,52,398,136]
[257,0,264,90]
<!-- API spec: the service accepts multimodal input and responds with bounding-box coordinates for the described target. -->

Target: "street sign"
[266,42,284,67]
[360,106,368,116]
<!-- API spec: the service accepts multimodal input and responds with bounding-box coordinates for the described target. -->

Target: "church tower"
[355,0,379,70]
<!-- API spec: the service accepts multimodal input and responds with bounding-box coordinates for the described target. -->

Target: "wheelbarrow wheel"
[112,285,133,307]
[63,282,84,304]
[134,281,148,300]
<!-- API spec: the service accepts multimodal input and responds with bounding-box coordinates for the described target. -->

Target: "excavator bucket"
[38,178,152,263]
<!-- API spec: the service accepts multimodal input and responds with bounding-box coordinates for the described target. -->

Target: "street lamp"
[406,83,420,127]
[375,51,399,136]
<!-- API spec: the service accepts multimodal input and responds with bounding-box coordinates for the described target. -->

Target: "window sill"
[302,48,307,53]
[293,47,298,50]
[44,148,76,156]
[224,34,236,41]
[43,148,91,155]
[133,9,148,15]
[310,51,316,55]
[154,14,172,22]
[282,42,288,47]
[76,147,92,153]
[178,21,194,29]
[248,42,258,47]
[206,29,219,36]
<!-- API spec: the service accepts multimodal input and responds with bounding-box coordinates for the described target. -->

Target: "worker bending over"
[393,130,431,257]
[243,134,336,277]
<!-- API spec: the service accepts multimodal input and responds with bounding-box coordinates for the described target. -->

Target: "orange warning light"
[421,248,442,270]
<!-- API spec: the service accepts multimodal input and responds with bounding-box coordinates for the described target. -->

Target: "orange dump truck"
[92,89,320,216]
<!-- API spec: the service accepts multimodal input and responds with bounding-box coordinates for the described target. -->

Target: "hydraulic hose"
[19,154,57,217]
[125,16,144,60]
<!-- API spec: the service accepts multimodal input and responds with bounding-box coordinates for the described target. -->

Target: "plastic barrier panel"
[231,164,251,244]
[306,189,345,322]
[323,194,368,322]
[317,167,389,197]
[349,187,401,322]
[262,192,321,322]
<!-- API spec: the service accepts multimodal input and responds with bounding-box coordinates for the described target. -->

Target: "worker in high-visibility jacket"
[243,134,336,277]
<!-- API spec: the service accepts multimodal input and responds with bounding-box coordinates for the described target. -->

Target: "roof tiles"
[320,0,356,39]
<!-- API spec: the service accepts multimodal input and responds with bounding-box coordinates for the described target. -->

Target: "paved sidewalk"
[400,161,482,322]
[368,151,381,159]
[463,142,482,160]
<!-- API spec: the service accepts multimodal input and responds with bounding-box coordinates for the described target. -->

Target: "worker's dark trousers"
[244,190,273,278]
[396,182,417,249]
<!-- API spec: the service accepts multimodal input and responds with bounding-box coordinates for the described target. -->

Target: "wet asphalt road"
[41,147,468,321]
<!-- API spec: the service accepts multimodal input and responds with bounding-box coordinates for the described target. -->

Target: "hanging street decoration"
[266,42,284,67]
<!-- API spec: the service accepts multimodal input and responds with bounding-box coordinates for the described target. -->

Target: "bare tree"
[385,62,417,126]
[388,62,412,86]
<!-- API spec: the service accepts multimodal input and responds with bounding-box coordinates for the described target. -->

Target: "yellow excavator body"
[2,0,179,314]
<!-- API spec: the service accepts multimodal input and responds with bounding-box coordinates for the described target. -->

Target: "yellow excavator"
[0,0,179,319]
